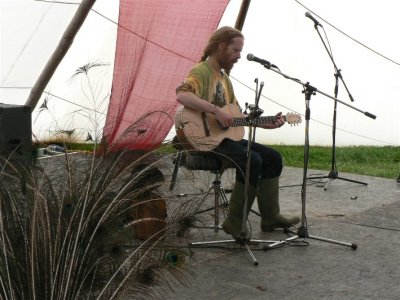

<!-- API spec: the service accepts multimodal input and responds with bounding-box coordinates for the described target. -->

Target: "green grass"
[159,143,399,179]
[271,145,400,180]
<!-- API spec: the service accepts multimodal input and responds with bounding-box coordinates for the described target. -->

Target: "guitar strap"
[201,112,211,137]
[176,128,193,150]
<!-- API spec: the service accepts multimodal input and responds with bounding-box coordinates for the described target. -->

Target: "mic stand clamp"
[245,103,264,119]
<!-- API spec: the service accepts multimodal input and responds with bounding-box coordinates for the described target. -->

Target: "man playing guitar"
[176,26,299,239]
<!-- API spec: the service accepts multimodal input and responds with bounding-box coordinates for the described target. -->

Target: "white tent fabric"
[1,0,399,146]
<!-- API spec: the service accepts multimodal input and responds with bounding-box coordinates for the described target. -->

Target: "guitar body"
[175,104,301,151]
[175,104,245,151]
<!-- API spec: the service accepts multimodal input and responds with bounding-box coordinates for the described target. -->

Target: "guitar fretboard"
[232,116,285,127]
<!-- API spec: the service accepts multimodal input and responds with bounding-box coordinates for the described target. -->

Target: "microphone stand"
[190,79,279,266]
[237,78,282,265]
[306,22,367,190]
[259,64,375,251]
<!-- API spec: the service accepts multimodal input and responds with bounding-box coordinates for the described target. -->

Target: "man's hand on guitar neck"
[259,112,285,129]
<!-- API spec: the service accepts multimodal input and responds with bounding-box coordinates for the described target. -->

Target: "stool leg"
[169,152,183,190]
[188,172,228,232]
[213,179,220,232]
[211,174,224,232]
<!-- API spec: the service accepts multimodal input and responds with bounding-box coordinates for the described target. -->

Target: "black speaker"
[0,103,32,159]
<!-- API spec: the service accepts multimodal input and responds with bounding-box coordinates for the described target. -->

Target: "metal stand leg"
[264,225,357,250]
[169,152,183,191]
[308,169,368,191]
[190,236,279,266]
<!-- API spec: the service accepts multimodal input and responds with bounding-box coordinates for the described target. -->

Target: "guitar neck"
[232,115,284,127]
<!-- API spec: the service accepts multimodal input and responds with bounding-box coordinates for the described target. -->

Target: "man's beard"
[220,58,236,71]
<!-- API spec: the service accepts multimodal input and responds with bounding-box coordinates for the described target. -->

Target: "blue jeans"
[215,139,283,187]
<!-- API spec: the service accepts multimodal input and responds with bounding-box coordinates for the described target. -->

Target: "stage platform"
[159,166,400,300]
[37,155,399,299]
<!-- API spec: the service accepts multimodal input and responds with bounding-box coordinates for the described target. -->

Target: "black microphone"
[305,12,322,27]
[247,53,277,68]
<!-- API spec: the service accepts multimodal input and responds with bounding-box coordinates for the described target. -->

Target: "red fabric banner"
[103,0,229,151]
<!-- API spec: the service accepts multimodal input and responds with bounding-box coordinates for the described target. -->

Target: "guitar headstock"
[285,113,302,125]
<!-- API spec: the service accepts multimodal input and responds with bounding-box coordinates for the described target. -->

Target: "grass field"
[270,145,400,180]
[160,144,400,180]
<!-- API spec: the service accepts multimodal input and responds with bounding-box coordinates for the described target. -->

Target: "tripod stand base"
[263,226,357,250]
[308,169,367,191]
[190,237,278,266]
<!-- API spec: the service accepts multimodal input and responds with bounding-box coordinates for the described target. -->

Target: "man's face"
[217,36,244,70]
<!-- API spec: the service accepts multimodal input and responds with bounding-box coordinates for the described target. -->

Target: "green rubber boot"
[257,177,300,231]
[222,181,257,240]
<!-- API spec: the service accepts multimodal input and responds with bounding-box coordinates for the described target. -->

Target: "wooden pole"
[234,0,251,31]
[225,0,250,76]
[25,0,97,110]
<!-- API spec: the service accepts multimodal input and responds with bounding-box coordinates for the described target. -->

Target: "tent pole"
[225,0,250,76]
[25,0,97,111]
[234,0,251,31]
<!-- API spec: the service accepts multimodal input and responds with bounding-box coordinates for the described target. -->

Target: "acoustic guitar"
[175,103,302,151]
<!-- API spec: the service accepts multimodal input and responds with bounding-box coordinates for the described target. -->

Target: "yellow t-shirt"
[176,61,238,108]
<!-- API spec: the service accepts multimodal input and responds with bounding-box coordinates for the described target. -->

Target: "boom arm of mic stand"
[263,66,377,120]
[315,88,376,119]
[313,24,355,102]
